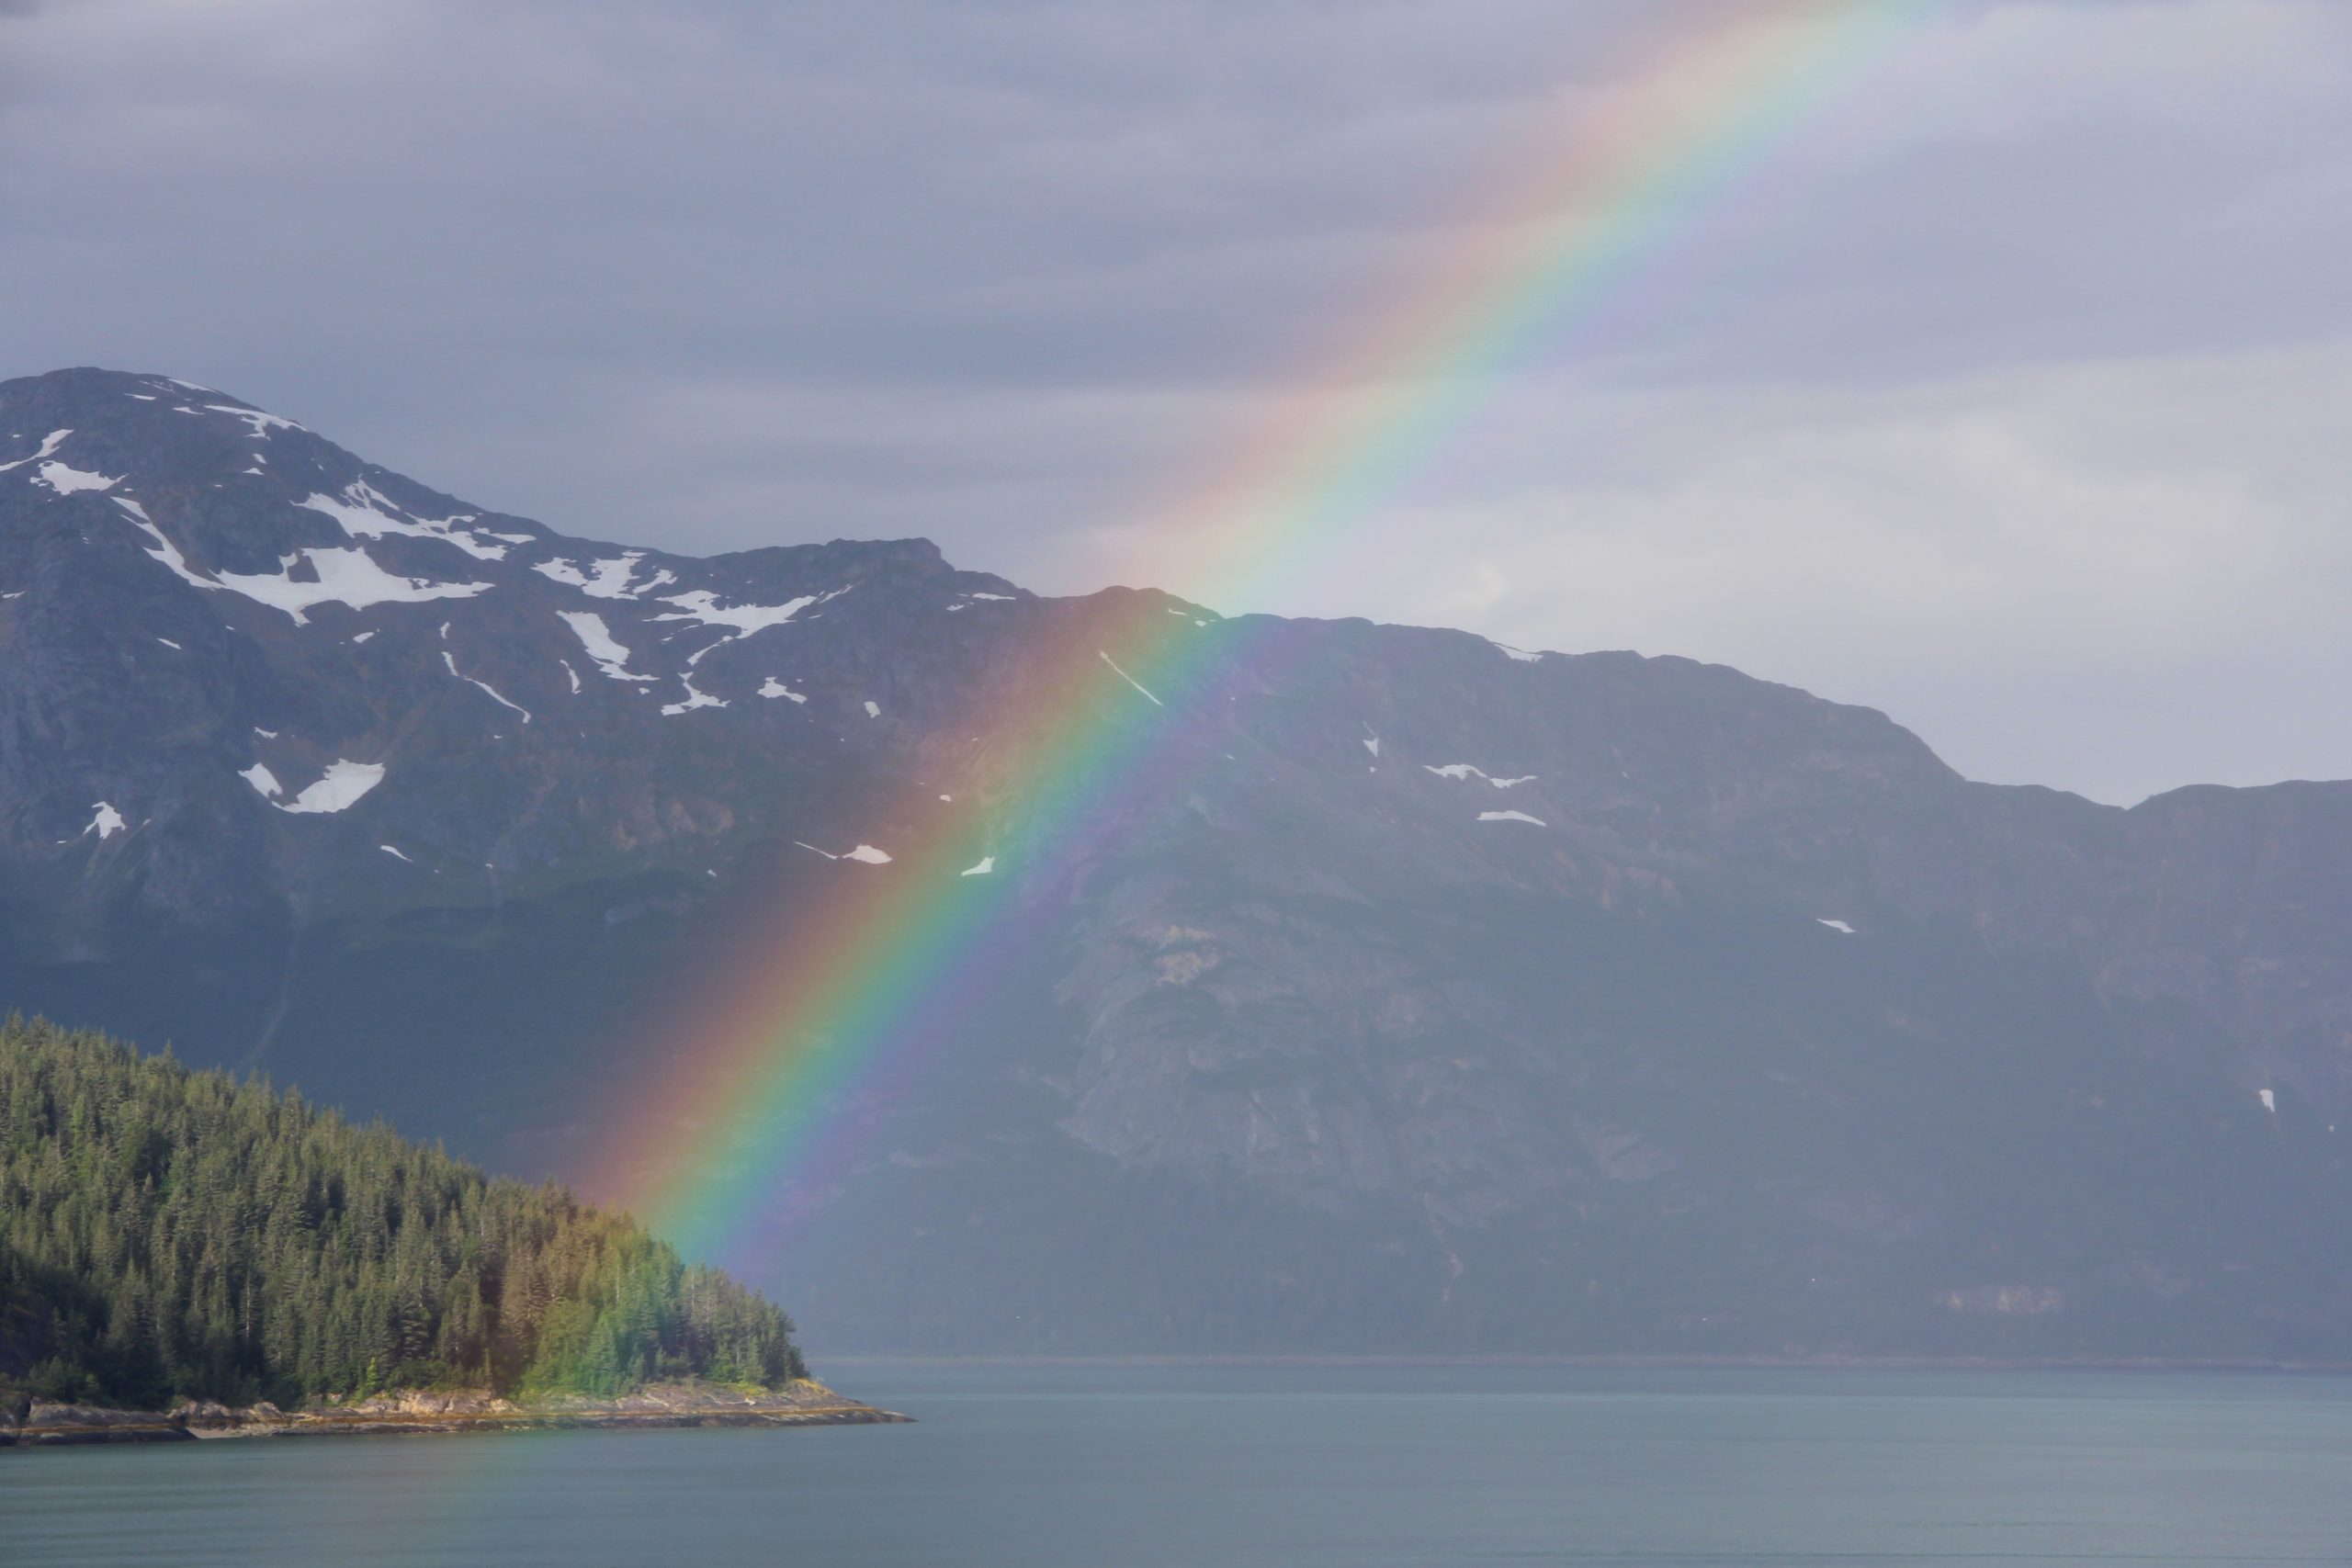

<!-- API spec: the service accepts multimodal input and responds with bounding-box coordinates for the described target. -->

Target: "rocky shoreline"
[0,1380,910,1447]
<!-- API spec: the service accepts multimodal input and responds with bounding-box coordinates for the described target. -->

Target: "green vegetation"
[0,1017,806,1409]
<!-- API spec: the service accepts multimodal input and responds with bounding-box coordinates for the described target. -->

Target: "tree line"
[0,1017,807,1409]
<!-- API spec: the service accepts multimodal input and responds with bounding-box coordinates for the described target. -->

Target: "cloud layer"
[4,0,2347,802]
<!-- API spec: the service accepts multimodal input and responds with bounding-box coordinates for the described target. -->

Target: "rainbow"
[605,0,1947,1271]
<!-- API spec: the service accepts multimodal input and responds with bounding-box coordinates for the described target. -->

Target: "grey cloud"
[1,0,2346,802]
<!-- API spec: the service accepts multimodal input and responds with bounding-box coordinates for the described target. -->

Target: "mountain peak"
[3,364,228,397]
[1,368,983,587]
[0,366,270,426]
[0,366,1038,925]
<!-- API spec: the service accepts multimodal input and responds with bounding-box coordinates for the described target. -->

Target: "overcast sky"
[4,0,2347,805]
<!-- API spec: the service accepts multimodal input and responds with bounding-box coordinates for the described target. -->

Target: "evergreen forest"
[0,1017,807,1409]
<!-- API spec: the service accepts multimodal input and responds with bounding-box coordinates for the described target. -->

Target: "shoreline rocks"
[0,1380,910,1448]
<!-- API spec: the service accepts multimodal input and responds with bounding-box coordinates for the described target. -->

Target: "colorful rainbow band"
[605,0,1950,1270]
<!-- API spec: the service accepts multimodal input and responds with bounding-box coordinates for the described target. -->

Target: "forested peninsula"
[0,1019,899,1444]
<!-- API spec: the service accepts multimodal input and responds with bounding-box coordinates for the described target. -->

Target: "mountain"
[3,365,2349,1359]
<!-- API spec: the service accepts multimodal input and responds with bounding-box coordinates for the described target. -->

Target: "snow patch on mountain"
[1425,763,1537,788]
[215,547,492,625]
[962,856,995,876]
[34,461,119,495]
[655,585,840,636]
[759,677,808,703]
[204,404,305,439]
[795,840,893,864]
[1477,809,1547,826]
[557,610,655,682]
[1100,651,1163,706]
[240,763,283,799]
[536,552,653,599]
[639,586,847,703]
[119,502,227,595]
[1818,919,1856,935]
[299,479,507,561]
[0,429,72,473]
[85,802,126,840]
[662,673,727,716]
[443,652,533,722]
[274,760,386,815]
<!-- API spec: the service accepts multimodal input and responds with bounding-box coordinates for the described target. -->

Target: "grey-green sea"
[8,1363,2351,1565]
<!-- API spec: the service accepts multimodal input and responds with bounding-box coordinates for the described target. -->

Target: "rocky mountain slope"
[4,366,2349,1358]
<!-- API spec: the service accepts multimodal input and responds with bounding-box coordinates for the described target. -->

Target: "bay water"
[6,1362,2349,1565]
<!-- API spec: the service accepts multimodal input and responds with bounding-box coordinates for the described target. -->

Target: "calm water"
[6,1362,2351,1566]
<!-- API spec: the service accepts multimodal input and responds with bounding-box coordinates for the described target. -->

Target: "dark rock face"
[4,366,2349,1359]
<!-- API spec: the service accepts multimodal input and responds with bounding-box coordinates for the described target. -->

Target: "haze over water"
[10,1363,2351,1566]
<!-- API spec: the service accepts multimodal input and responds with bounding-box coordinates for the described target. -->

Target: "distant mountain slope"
[3,366,2348,1358]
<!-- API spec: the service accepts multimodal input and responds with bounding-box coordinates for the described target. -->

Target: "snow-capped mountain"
[0,367,1049,932]
[6,366,2351,1359]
